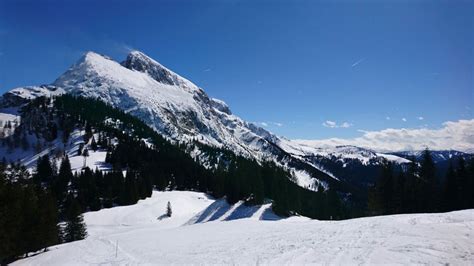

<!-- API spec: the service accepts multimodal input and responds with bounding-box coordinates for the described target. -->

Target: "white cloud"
[340,122,352,128]
[418,116,424,120]
[351,58,365,68]
[295,119,474,152]
[402,118,407,122]
[386,116,391,120]
[204,68,212,72]
[112,42,134,53]
[274,122,283,127]
[254,121,283,127]
[323,120,352,128]
[323,120,337,128]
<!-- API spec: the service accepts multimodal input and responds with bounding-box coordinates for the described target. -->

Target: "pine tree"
[443,161,457,211]
[456,157,468,209]
[166,201,172,217]
[369,160,394,215]
[63,195,87,242]
[62,127,70,144]
[91,136,98,152]
[393,171,405,213]
[84,123,92,143]
[381,161,394,214]
[468,158,474,208]
[0,177,22,263]
[18,185,41,257]
[34,155,54,184]
[55,155,73,209]
[121,171,138,205]
[404,156,419,213]
[419,149,437,212]
[50,123,58,140]
[36,189,60,251]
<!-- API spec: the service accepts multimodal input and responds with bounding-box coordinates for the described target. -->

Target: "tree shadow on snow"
[190,199,232,224]
[259,207,282,221]
[224,203,260,221]
[188,199,283,224]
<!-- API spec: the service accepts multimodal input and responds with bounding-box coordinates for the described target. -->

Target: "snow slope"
[14,191,474,265]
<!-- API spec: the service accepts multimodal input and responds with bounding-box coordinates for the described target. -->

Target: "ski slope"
[14,191,474,265]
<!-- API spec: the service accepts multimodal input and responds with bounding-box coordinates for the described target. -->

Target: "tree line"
[368,150,474,215]
[0,156,87,264]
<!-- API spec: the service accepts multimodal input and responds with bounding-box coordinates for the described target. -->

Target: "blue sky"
[0,0,472,140]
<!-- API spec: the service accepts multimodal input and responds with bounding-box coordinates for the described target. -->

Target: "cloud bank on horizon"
[294,119,474,153]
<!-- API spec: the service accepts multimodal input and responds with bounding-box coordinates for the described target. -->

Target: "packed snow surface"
[14,191,474,265]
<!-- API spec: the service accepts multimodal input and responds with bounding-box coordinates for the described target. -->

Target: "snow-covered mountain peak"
[122,50,194,89]
[47,51,284,160]
[53,51,128,89]
[78,51,115,68]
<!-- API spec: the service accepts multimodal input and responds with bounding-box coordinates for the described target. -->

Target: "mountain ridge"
[1,50,468,192]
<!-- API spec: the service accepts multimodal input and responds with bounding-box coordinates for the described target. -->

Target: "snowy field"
[14,191,474,265]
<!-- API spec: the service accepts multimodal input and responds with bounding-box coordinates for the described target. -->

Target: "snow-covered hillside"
[13,191,474,265]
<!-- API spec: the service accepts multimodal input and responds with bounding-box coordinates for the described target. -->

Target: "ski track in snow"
[13,191,474,265]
